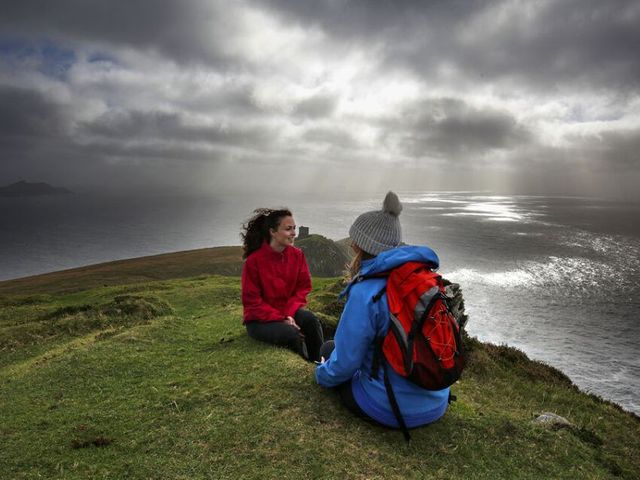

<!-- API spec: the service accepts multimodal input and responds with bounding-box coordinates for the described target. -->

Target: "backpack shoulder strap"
[370,335,384,380]
[382,360,411,442]
[372,285,386,303]
[370,334,411,442]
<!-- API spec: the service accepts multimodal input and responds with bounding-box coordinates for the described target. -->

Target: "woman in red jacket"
[241,208,324,361]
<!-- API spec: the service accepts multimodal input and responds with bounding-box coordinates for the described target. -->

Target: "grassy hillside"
[1,252,639,479]
[0,236,345,297]
[0,246,244,296]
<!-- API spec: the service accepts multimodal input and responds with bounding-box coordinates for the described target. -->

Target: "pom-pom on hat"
[349,191,403,256]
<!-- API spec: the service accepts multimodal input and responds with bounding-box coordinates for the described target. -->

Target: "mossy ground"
[1,252,639,479]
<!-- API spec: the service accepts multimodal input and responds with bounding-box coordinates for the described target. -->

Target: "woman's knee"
[246,321,301,346]
[294,309,320,327]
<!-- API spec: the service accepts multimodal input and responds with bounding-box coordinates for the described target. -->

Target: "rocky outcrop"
[443,279,468,329]
[535,412,574,428]
[296,234,350,277]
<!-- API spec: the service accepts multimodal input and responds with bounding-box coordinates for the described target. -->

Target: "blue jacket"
[315,245,450,428]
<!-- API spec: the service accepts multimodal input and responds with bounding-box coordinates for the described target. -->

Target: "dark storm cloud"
[451,0,640,92]
[4,0,639,97]
[257,0,471,39]
[73,138,223,163]
[0,0,234,68]
[0,83,275,163]
[1,0,639,198]
[260,0,640,92]
[382,98,531,159]
[0,86,70,138]
[3,0,639,91]
[81,110,278,148]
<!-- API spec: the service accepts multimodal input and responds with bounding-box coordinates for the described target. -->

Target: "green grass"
[1,259,639,479]
[0,246,244,296]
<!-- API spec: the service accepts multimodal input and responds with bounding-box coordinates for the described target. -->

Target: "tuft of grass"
[307,278,346,337]
[481,342,574,386]
[0,295,173,350]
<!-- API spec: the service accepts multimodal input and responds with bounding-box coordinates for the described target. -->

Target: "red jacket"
[241,241,312,323]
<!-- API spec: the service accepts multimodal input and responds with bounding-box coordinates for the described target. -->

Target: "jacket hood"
[359,245,439,276]
[340,245,439,298]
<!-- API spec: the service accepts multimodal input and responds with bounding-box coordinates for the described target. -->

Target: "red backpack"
[367,261,466,440]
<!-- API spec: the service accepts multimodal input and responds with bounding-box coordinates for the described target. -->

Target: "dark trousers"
[245,309,324,362]
[319,340,372,421]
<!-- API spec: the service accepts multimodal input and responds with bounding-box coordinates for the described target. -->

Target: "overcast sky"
[1,0,639,198]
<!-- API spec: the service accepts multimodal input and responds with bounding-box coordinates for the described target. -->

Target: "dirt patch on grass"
[71,436,113,449]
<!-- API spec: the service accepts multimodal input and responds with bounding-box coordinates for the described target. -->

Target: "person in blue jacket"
[315,191,450,430]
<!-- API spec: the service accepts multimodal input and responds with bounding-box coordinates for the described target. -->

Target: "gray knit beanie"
[349,191,403,256]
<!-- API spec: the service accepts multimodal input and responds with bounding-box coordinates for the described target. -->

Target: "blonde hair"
[346,243,375,280]
[347,247,364,280]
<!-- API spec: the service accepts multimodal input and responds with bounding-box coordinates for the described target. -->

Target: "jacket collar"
[259,240,289,257]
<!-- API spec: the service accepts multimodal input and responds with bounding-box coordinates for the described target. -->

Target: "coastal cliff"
[0,242,638,478]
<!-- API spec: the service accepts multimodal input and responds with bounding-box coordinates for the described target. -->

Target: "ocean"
[1,191,639,414]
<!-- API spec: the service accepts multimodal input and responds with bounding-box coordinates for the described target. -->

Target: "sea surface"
[1,191,639,414]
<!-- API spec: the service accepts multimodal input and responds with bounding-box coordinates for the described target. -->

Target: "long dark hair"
[241,208,293,259]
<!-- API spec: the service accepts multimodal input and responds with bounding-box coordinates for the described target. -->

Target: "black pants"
[245,309,324,362]
[319,340,372,421]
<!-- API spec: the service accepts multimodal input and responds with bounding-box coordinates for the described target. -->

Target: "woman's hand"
[284,316,300,331]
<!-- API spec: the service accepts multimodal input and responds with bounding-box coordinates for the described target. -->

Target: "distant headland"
[0,180,72,197]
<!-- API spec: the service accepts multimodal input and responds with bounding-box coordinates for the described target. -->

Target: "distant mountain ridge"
[0,180,72,197]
